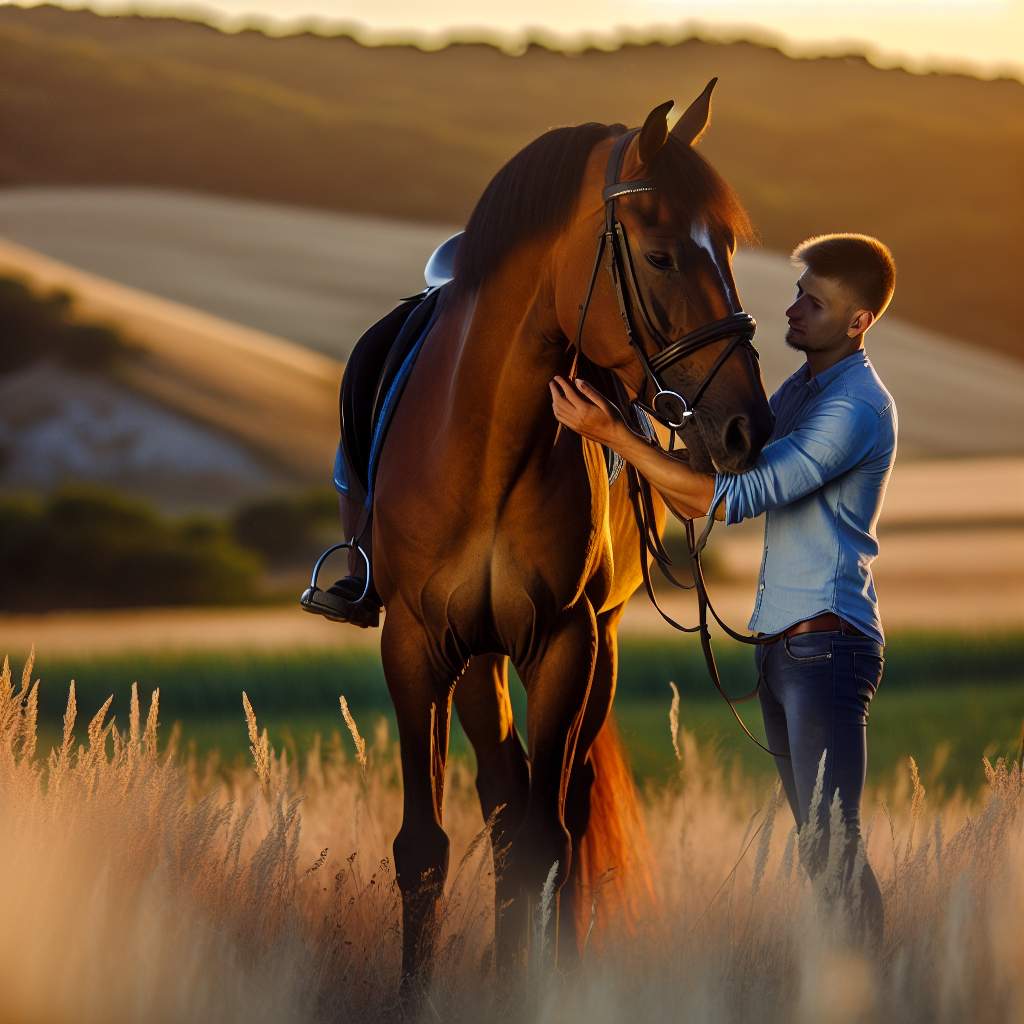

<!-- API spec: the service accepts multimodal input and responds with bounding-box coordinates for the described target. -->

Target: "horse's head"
[555,82,773,473]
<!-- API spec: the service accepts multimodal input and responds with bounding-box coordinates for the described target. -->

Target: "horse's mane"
[451,119,754,297]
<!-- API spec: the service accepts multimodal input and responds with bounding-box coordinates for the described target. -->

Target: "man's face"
[784,269,863,354]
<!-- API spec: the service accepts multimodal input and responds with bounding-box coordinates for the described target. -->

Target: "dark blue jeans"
[756,629,885,946]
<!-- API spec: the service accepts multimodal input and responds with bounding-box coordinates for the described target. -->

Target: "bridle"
[572,127,759,430]
[572,126,789,759]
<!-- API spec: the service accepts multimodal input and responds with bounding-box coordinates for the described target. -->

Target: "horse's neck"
[428,266,569,473]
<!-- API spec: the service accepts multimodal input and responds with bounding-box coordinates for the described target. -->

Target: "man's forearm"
[611,424,719,519]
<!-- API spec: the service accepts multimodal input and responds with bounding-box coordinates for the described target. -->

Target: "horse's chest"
[430,514,610,658]
[472,480,611,613]
[377,439,613,642]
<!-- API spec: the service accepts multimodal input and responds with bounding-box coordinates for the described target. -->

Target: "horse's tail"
[573,712,655,943]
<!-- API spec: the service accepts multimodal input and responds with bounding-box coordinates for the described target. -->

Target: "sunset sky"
[7,0,1024,81]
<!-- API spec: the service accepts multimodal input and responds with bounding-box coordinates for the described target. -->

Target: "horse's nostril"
[723,415,751,458]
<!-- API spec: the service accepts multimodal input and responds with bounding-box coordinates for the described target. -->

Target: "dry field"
[2,653,1022,1024]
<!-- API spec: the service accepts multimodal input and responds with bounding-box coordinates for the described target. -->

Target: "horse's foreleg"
[380,608,459,989]
[453,655,530,966]
[559,601,626,960]
[511,601,599,969]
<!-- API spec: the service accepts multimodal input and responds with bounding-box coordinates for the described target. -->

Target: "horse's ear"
[670,78,717,147]
[636,99,675,167]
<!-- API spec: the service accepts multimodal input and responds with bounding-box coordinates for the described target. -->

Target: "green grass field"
[16,631,1023,795]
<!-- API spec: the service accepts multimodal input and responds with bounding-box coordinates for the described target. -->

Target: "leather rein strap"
[574,127,789,759]
[627,467,788,758]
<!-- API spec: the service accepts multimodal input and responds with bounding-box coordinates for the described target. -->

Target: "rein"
[574,127,789,759]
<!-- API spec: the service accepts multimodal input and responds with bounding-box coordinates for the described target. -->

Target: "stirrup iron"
[299,539,372,612]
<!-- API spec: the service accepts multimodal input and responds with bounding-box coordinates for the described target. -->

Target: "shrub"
[0,275,135,375]
[0,487,262,610]
[231,489,339,566]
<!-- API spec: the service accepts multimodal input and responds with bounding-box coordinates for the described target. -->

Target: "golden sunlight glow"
[7,0,1024,81]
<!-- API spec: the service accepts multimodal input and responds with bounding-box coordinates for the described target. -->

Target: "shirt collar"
[801,349,868,394]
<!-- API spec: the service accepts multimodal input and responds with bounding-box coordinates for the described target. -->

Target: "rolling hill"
[2,192,1023,470]
[0,234,341,500]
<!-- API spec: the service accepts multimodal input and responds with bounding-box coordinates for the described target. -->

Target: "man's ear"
[848,309,875,337]
[669,78,717,148]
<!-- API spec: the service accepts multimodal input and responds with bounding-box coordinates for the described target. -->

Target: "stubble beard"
[784,328,813,352]
[785,323,847,354]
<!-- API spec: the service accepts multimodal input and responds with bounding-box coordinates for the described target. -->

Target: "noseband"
[573,127,758,429]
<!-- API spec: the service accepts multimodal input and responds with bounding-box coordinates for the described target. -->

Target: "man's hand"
[549,375,626,447]
[549,373,718,518]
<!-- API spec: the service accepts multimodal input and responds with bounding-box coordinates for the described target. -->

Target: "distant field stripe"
[15,630,1023,721]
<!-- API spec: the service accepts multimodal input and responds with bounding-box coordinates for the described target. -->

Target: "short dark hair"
[791,233,896,318]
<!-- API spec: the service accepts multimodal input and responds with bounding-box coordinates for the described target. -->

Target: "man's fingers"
[549,381,576,424]
[555,375,605,409]
[551,376,618,444]
[549,380,571,412]
[574,378,611,412]
[551,375,588,412]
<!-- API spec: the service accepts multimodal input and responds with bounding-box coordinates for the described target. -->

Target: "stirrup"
[299,540,380,627]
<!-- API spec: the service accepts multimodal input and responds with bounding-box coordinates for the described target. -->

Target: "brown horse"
[342,82,773,983]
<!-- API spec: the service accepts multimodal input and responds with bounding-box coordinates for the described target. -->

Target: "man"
[550,232,897,948]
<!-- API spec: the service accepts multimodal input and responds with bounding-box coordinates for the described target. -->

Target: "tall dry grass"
[1,651,1021,1023]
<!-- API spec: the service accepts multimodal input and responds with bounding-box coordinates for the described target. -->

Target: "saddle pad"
[336,287,444,504]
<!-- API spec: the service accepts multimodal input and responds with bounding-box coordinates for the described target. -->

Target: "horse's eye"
[645,251,674,270]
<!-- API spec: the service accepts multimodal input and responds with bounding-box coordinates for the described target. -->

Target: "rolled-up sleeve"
[713,396,879,524]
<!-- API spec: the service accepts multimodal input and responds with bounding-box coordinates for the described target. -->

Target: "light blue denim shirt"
[711,350,897,644]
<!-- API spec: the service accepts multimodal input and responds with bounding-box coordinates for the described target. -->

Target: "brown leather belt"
[785,612,866,639]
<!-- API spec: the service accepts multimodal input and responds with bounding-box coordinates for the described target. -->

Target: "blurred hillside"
[0,4,1021,361]
[0,272,271,505]
[4,204,1023,468]
[0,237,340,500]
